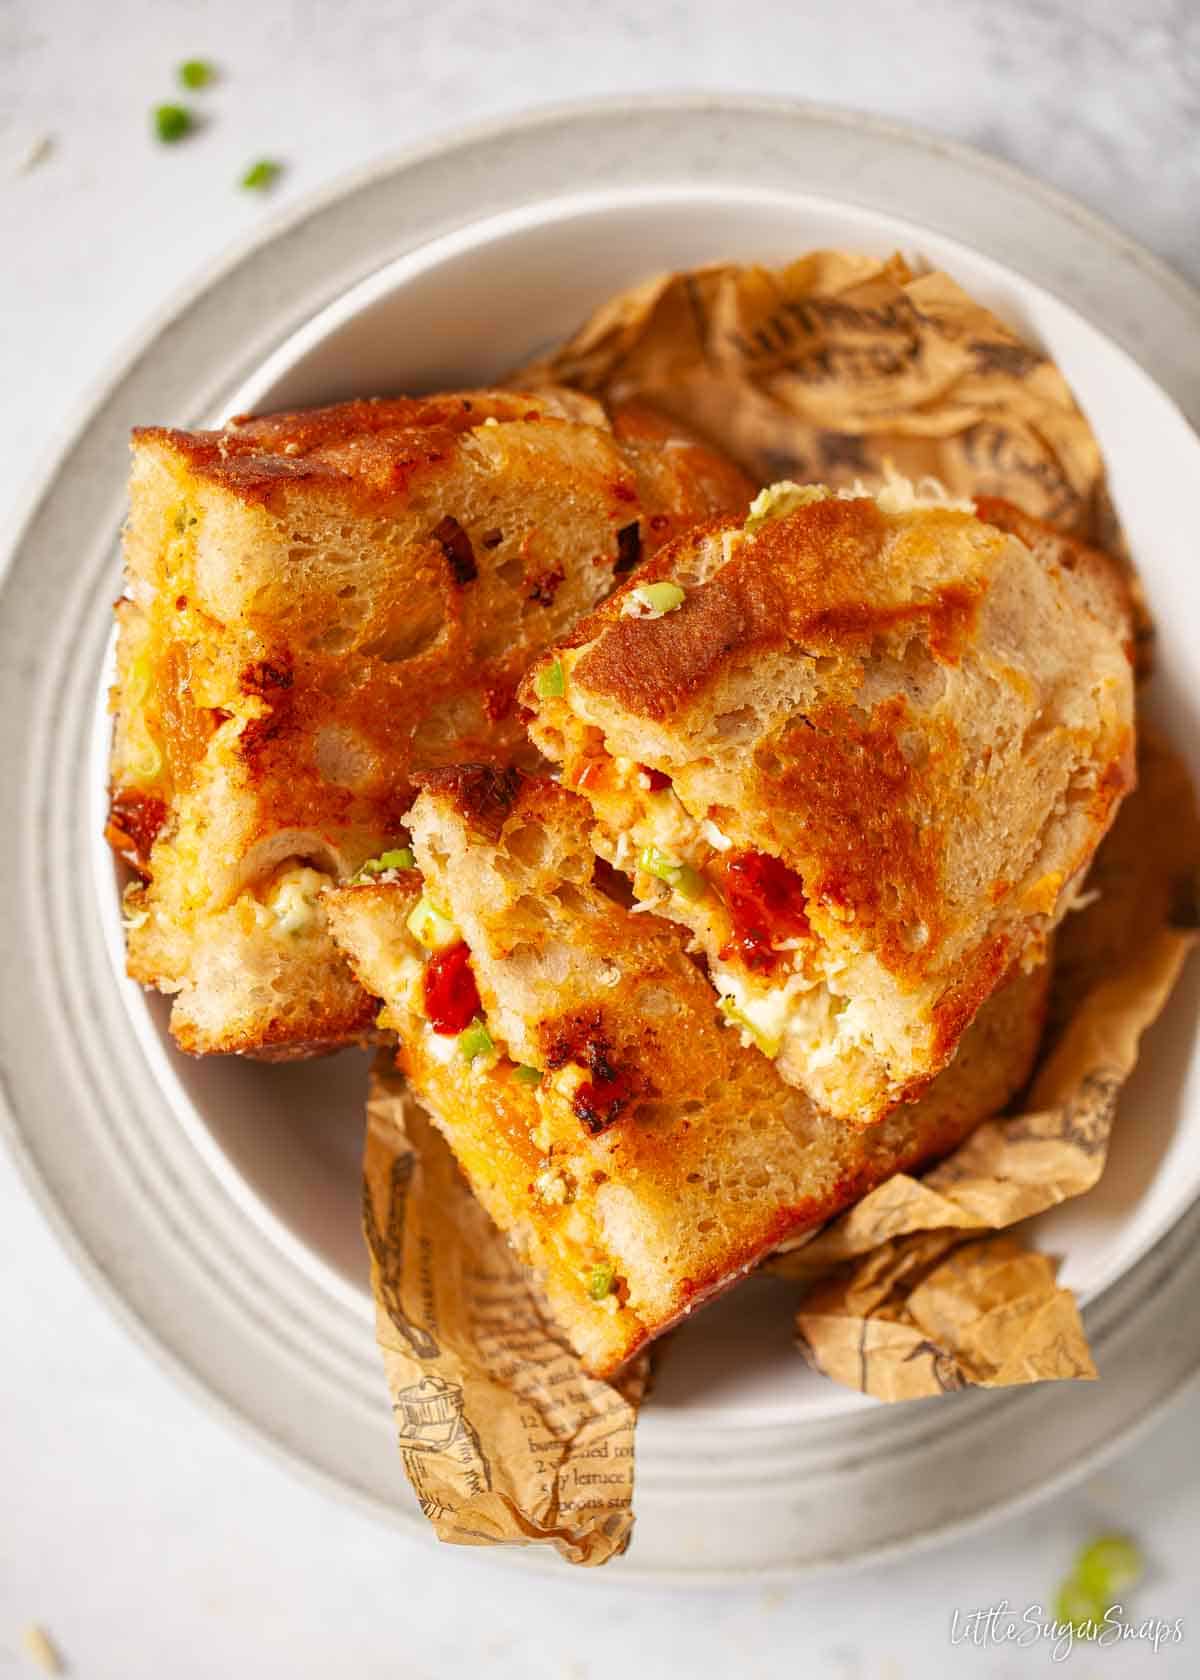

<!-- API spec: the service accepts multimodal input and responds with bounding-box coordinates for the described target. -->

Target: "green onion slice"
[241,159,282,191]
[638,845,707,901]
[1074,1534,1144,1601]
[458,1019,495,1063]
[178,59,215,89]
[629,580,684,616]
[535,659,565,699]
[405,895,459,951]
[153,105,193,144]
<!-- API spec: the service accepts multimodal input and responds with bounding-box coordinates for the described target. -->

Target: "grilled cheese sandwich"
[327,767,1049,1374]
[108,391,753,1056]
[523,482,1134,1124]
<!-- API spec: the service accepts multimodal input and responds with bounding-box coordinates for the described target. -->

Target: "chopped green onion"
[378,848,414,871]
[357,847,415,880]
[744,481,829,534]
[458,1018,494,1063]
[586,1262,615,1301]
[153,104,193,144]
[1054,1533,1144,1636]
[1074,1534,1144,1601]
[241,159,282,192]
[406,895,459,951]
[718,995,782,1058]
[535,659,565,699]
[672,863,707,901]
[178,59,215,89]
[639,844,679,880]
[628,580,684,617]
[513,1064,543,1086]
[638,845,707,901]
[1054,1577,1105,1635]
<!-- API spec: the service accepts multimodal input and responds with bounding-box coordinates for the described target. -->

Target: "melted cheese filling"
[576,760,890,1077]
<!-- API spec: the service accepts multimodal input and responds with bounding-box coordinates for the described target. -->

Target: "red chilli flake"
[639,764,671,792]
[423,943,482,1035]
[717,849,811,975]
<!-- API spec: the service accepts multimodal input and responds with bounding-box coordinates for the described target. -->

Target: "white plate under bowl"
[4,99,1200,1578]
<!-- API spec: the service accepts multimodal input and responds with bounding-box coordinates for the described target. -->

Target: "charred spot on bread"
[527,568,565,606]
[572,1071,635,1134]
[411,763,522,843]
[431,514,477,586]
[542,1006,611,1075]
[239,654,294,695]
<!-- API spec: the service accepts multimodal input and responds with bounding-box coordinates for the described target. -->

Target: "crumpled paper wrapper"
[518,250,1149,660]
[361,254,1196,1557]
[363,1065,648,1565]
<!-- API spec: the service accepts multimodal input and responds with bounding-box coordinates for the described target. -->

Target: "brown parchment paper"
[361,253,1197,1557]
[520,252,1109,536]
[363,1063,647,1565]
[518,251,1149,657]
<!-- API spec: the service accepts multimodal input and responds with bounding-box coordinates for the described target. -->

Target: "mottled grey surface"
[1,0,1198,522]
[1,4,1198,1676]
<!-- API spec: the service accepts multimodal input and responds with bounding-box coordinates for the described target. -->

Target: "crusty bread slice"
[326,768,1048,1375]
[109,391,753,1056]
[523,482,1134,1125]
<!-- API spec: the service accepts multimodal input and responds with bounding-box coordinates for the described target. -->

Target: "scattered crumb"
[21,1624,64,1675]
[7,132,54,177]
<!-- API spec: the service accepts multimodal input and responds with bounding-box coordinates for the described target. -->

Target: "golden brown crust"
[113,390,752,1058]
[169,991,382,1058]
[327,771,1052,1375]
[973,495,1136,648]
[524,490,1134,1124]
[550,499,990,724]
[763,693,952,983]
[409,764,523,844]
[134,393,539,507]
[608,403,756,550]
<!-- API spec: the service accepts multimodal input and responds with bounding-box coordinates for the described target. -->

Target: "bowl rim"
[4,94,1200,1579]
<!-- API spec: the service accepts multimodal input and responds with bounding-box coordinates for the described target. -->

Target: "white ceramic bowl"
[5,100,1200,1577]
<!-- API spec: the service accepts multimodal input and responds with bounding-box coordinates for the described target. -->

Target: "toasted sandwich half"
[326,767,1048,1375]
[108,391,753,1057]
[522,480,1134,1125]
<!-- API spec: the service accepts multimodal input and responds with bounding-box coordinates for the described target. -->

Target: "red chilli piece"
[717,849,810,975]
[639,764,671,792]
[423,942,482,1035]
[572,1069,635,1135]
[105,788,168,877]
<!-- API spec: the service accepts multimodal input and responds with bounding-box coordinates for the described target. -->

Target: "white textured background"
[2,2,1199,1675]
